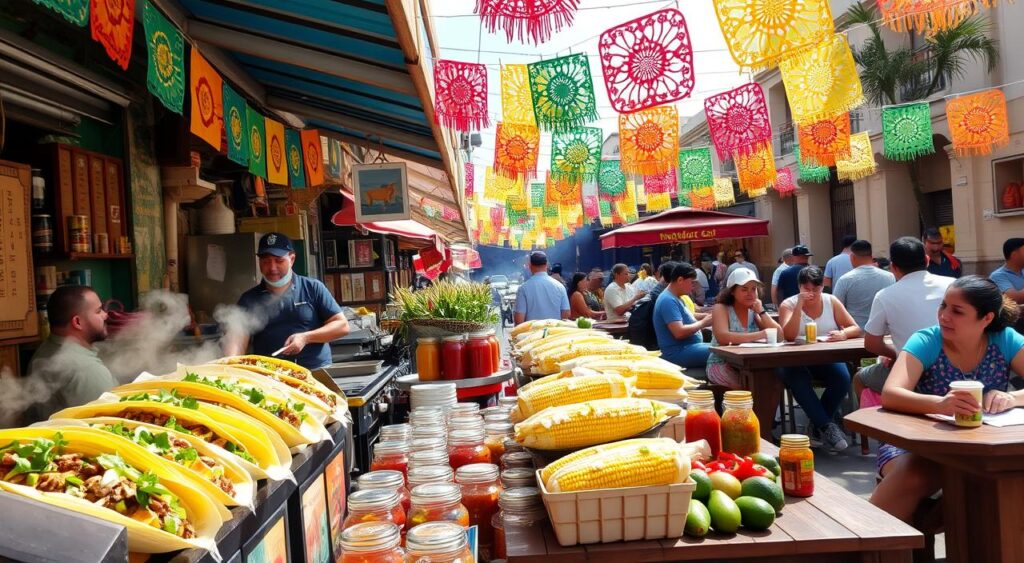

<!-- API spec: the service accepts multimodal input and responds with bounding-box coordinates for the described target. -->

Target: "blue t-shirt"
[903,325,1024,395]
[514,272,570,322]
[237,274,344,370]
[653,290,701,359]
[990,265,1024,293]
[777,264,807,302]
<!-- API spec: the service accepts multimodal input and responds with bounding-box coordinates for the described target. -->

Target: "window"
[993,154,1024,216]
[779,123,796,156]
[849,110,863,134]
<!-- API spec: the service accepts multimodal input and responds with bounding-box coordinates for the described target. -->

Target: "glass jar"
[381,423,411,443]
[484,411,512,425]
[409,409,446,432]
[344,488,406,531]
[455,463,502,558]
[449,402,480,418]
[371,441,410,479]
[407,465,454,490]
[487,329,501,373]
[31,169,45,210]
[448,428,491,469]
[498,396,518,409]
[500,468,537,489]
[447,415,484,434]
[500,451,533,470]
[409,436,447,453]
[780,434,814,497]
[32,214,53,254]
[491,487,547,560]
[502,438,525,455]
[358,470,412,513]
[466,332,493,378]
[407,483,470,529]
[484,422,514,461]
[685,389,722,457]
[721,390,760,456]
[404,521,473,563]
[340,522,405,563]
[408,449,450,470]
[417,337,442,381]
[441,335,467,380]
[480,406,510,420]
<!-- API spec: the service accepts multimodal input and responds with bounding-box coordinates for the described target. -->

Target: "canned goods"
[68,215,91,253]
[94,233,109,254]
[31,214,53,253]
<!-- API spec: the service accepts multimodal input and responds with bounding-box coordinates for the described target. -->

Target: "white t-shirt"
[604,282,638,322]
[864,270,955,351]
[781,294,842,338]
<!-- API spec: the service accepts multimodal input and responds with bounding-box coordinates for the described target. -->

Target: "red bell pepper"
[692,460,707,471]
[703,452,772,480]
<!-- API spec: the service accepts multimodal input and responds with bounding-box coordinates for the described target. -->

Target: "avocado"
[740,476,785,513]
[735,496,777,531]
[708,490,742,534]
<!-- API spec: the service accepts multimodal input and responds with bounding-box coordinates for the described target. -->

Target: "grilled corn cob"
[511,319,575,338]
[531,343,653,374]
[545,438,691,493]
[539,438,668,484]
[514,398,680,450]
[567,358,700,389]
[514,326,593,347]
[521,332,611,361]
[633,387,689,401]
[517,372,633,418]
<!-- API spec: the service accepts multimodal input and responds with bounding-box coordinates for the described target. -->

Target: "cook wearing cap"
[705,268,782,388]
[225,232,350,369]
[513,251,571,325]
[777,245,814,304]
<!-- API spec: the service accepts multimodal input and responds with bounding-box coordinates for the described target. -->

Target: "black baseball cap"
[529,251,548,266]
[257,232,294,257]
[791,244,814,257]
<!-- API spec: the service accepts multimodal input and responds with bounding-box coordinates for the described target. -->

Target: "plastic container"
[407,465,455,490]
[447,429,491,469]
[536,469,696,546]
[780,434,814,497]
[339,522,405,563]
[404,521,473,562]
[466,332,493,378]
[721,390,760,456]
[407,483,470,529]
[492,487,547,560]
[684,389,722,457]
[441,336,467,380]
[344,488,407,531]
[455,463,502,558]
[358,470,411,513]
[371,441,409,479]
[416,338,442,382]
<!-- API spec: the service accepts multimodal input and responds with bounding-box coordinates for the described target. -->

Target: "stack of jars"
[416,330,502,381]
[338,520,473,562]
[455,463,502,561]
[446,404,491,470]
[490,487,547,561]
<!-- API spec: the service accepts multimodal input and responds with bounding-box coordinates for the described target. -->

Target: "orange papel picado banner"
[301,129,325,187]
[265,118,288,185]
[189,49,223,150]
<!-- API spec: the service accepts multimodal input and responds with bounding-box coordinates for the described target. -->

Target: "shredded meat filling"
[277,409,301,428]
[121,410,171,427]
[35,473,66,492]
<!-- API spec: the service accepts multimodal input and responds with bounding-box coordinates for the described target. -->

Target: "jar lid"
[447,428,485,445]
[412,404,449,413]
[405,521,468,554]
[409,437,447,452]
[688,389,714,401]
[357,470,405,491]
[723,390,752,400]
[500,468,537,488]
[781,434,811,448]
[408,449,448,467]
[448,416,484,432]
[469,331,490,338]
[348,488,400,511]
[443,335,466,342]
[501,451,533,468]
[502,438,525,453]
[410,482,462,505]
[340,522,402,552]
[417,337,440,344]
[373,440,409,456]
[412,427,446,441]
[485,422,514,434]
[480,406,510,418]
[455,463,500,484]
[499,487,542,510]
[380,423,411,438]
[498,396,518,407]
[450,402,480,415]
[407,465,454,488]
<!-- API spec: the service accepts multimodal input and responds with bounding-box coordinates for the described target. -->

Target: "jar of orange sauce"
[416,337,441,381]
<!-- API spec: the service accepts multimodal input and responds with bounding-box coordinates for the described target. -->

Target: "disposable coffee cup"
[949,380,984,427]
[764,328,778,345]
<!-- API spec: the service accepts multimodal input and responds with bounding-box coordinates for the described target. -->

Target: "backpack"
[627,284,667,350]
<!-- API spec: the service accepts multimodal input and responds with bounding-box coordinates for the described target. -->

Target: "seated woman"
[653,263,713,368]
[778,265,861,452]
[872,276,1024,523]
[568,272,605,320]
[706,269,783,387]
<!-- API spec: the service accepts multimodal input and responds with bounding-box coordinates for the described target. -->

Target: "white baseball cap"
[726,268,762,289]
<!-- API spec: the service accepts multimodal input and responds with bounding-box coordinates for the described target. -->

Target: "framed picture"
[323,240,337,269]
[300,474,331,563]
[365,271,385,301]
[352,273,366,302]
[383,238,396,269]
[348,239,374,268]
[352,162,410,222]
[339,274,353,303]
[323,451,347,559]
[245,506,289,563]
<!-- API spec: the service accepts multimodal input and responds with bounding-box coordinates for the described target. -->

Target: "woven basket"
[405,318,489,338]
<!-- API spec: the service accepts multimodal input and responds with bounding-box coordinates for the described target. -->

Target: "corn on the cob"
[514,398,681,450]
[539,438,668,484]
[531,343,653,374]
[511,319,575,338]
[633,387,689,401]
[545,438,691,493]
[567,358,699,389]
[557,354,671,373]
[521,332,611,360]
[514,326,592,347]
[517,372,632,419]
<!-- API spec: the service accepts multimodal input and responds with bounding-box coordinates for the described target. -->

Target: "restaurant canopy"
[600,207,769,249]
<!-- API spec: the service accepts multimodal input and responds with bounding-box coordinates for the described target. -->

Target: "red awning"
[600,207,769,249]
[331,190,442,247]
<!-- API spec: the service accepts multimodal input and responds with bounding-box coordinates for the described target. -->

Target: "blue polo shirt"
[237,274,343,369]
[991,265,1024,294]
[777,263,808,302]
[514,271,570,322]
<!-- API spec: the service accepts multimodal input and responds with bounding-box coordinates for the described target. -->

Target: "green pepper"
[65,475,83,487]
[163,517,178,534]
[114,500,127,513]
[25,473,39,486]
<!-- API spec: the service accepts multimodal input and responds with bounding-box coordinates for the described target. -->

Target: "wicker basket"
[405,318,489,338]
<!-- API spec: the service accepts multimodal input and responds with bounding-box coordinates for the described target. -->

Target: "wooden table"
[709,339,875,441]
[846,407,1024,563]
[507,442,922,562]
[593,321,628,337]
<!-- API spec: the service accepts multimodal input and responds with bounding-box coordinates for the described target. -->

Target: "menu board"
[324,451,347,559]
[301,474,331,563]
[247,510,289,563]
[0,161,38,342]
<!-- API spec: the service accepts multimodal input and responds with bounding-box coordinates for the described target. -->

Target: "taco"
[212,358,346,420]
[51,397,292,482]
[113,373,329,447]
[168,364,331,423]
[43,417,255,511]
[0,427,222,557]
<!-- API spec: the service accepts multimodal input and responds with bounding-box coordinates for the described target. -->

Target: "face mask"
[264,268,293,288]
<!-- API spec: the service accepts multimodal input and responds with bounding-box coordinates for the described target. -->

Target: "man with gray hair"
[604,263,646,322]
[771,247,795,307]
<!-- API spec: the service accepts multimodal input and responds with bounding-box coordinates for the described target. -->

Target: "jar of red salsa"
[339,522,405,563]
[466,332,492,378]
[344,488,407,531]
[404,521,473,563]
[371,441,409,480]
[721,390,760,456]
[685,389,722,457]
[448,428,491,469]
[358,470,411,513]
[407,483,471,529]
[487,329,501,373]
[455,463,502,559]
[441,335,467,380]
